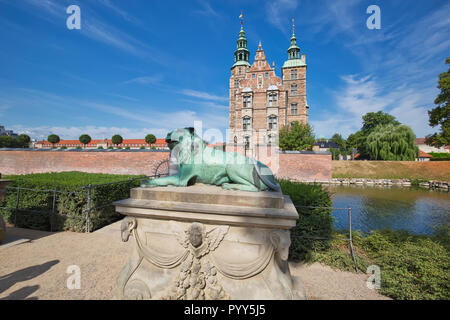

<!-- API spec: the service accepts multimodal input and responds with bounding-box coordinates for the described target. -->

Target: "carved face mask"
[188,224,204,248]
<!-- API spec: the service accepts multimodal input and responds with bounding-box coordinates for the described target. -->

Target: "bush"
[125,146,131,150]
[117,147,122,150]
[76,146,82,150]
[140,146,145,150]
[0,172,142,232]
[107,146,113,149]
[97,146,104,150]
[60,146,67,149]
[279,180,333,261]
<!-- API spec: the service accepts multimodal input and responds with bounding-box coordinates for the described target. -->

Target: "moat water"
[328,185,450,235]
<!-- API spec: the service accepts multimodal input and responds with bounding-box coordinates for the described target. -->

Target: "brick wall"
[0,149,332,181]
[0,150,170,176]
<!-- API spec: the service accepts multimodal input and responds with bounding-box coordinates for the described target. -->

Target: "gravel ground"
[0,223,389,300]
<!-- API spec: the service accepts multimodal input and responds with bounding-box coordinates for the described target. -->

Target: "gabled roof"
[414,138,426,145]
[419,150,432,158]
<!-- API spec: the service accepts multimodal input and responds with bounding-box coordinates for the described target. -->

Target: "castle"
[227,18,308,158]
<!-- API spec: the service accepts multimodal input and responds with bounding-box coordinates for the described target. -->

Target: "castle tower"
[282,19,308,125]
[227,17,308,160]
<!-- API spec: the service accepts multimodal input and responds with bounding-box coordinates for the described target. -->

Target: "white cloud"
[265,0,298,34]
[123,75,163,85]
[193,0,219,17]
[180,89,228,102]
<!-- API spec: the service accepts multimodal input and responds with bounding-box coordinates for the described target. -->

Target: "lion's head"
[166,128,206,164]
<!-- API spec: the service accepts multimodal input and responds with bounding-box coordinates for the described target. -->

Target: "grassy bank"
[310,228,450,300]
[332,160,450,181]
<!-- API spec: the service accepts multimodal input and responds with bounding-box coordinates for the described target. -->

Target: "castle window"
[243,117,251,130]
[243,95,252,108]
[291,84,298,96]
[265,72,269,78]
[291,103,298,115]
[268,93,278,107]
[291,69,297,80]
[239,68,242,75]
[268,134,273,145]
[244,136,250,149]
[234,136,237,144]
[268,115,277,130]
[252,74,255,78]
[234,80,239,87]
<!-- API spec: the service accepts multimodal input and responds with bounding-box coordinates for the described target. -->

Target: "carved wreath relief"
[162,223,229,300]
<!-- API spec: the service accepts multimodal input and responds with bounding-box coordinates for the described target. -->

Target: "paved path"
[0,223,389,300]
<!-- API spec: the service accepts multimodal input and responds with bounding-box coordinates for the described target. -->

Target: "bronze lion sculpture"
[141,128,280,192]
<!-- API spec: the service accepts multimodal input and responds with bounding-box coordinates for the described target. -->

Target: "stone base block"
[114,184,305,300]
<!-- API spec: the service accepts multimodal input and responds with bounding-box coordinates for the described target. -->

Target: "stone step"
[131,184,285,209]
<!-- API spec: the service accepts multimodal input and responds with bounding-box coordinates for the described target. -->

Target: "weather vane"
[239,11,243,27]
[292,17,295,35]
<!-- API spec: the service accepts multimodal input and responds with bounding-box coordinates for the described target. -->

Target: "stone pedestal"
[113,184,305,300]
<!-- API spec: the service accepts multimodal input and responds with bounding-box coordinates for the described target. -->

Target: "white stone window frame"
[290,69,297,80]
[291,83,298,96]
[243,116,251,131]
[268,115,278,130]
[242,94,252,109]
[290,103,298,115]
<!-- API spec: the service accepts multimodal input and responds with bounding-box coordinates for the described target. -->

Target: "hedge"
[279,180,333,261]
[0,172,142,232]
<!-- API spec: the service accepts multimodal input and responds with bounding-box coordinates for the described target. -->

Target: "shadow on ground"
[0,260,59,298]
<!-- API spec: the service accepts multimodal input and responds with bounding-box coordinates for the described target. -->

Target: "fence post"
[14,187,20,227]
[51,188,57,232]
[86,184,92,233]
[348,207,359,273]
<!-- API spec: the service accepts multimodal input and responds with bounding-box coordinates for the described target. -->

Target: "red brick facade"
[0,150,331,181]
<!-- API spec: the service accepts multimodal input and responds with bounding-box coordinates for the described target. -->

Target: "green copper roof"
[282,59,306,68]
[233,60,250,67]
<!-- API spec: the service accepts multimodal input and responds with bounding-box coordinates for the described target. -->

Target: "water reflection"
[328,185,450,235]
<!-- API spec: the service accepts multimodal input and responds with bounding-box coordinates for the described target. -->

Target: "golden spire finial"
[239,11,243,28]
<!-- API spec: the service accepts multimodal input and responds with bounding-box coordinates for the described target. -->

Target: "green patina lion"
[141,128,280,192]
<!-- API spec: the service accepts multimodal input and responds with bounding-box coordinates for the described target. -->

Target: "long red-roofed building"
[34,138,168,149]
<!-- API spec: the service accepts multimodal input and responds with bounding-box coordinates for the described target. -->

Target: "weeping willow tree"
[366,124,419,161]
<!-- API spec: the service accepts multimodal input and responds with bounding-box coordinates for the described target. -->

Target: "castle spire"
[282,17,306,68]
[233,12,250,67]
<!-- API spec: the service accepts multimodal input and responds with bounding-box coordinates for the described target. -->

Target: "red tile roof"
[414,138,426,145]
[419,150,432,158]
[35,138,167,147]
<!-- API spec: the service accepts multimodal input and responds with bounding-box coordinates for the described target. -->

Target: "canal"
[329,185,450,235]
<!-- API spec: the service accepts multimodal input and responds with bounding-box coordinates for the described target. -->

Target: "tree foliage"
[366,124,418,161]
[111,134,123,146]
[426,57,450,147]
[279,121,315,151]
[17,134,31,148]
[47,134,60,148]
[145,134,156,145]
[79,134,91,147]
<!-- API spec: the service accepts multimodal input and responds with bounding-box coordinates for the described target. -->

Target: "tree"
[0,136,20,148]
[366,124,418,161]
[17,134,31,148]
[47,134,60,148]
[79,134,91,148]
[112,134,123,147]
[426,57,450,147]
[279,121,315,151]
[330,133,348,155]
[362,111,400,133]
[145,134,156,146]
[348,111,401,159]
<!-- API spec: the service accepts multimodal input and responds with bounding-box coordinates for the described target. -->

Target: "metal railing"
[293,205,359,273]
[1,175,359,271]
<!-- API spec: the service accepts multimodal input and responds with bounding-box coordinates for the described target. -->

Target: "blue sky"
[0,0,449,142]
